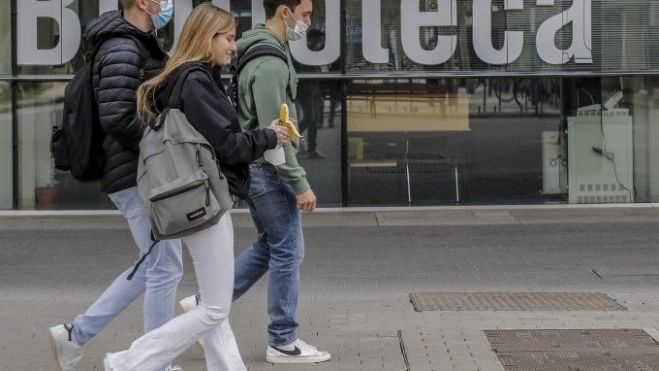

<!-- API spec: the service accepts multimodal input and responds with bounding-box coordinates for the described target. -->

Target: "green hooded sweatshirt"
[236,25,310,195]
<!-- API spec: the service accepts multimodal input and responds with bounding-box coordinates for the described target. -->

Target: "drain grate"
[409,292,627,312]
[486,329,659,371]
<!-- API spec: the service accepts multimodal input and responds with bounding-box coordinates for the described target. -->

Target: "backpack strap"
[235,45,288,76]
[230,45,289,108]
[151,63,209,131]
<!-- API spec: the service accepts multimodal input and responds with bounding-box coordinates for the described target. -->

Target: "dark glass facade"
[3,0,659,209]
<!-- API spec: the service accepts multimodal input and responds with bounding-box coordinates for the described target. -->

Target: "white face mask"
[284,9,308,41]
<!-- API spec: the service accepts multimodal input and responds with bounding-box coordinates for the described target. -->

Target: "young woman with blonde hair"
[104,3,288,370]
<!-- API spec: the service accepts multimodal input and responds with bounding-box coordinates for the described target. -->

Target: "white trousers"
[108,213,246,371]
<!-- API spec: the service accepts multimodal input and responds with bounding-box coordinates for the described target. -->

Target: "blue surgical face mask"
[149,0,174,30]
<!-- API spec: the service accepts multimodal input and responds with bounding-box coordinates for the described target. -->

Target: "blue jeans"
[72,187,183,348]
[233,163,305,346]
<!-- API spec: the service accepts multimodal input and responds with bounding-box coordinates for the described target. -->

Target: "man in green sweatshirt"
[199,0,329,364]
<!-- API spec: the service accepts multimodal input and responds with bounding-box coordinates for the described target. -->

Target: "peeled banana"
[278,103,302,141]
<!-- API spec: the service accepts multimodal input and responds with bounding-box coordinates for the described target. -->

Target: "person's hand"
[296,189,317,213]
[268,119,289,146]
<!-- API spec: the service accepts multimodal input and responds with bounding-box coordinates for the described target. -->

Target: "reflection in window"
[295,79,342,205]
[567,76,659,204]
[347,77,564,206]
[16,82,112,209]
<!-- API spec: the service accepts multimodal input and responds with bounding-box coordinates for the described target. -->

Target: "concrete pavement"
[3,207,659,370]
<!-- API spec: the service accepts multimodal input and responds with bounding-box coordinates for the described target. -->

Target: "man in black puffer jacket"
[48,2,183,371]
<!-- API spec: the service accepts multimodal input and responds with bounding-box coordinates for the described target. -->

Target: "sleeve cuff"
[290,177,311,195]
[264,128,278,149]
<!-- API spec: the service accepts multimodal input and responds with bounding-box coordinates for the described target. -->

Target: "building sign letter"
[473,0,524,65]
[290,0,340,66]
[17,0,81,66]
[536,0,593,64]
[362,0,390,64]
[401,0,457,65]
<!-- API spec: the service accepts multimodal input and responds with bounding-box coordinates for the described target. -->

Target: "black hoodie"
[155,62,277,199]
[84,11,168,194]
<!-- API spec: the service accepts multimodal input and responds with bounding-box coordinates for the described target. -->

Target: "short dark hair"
[263,0,301,20]
[119,0,135,10]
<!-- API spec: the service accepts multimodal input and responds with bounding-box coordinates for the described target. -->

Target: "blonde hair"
[136,3,236,123]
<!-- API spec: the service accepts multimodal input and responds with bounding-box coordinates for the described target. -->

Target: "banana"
[279,103,289,125]
[278,103,302,140]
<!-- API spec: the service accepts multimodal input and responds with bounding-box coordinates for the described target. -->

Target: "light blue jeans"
[233,163,305,346]
[72,187,183,348]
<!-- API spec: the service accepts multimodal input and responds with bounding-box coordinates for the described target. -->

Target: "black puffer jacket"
[84,11,168,194]
[155,62,277,198]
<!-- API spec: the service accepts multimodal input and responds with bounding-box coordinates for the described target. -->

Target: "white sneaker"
[49,324,83,371]
[179,295,204,350]
[266,338,331,364]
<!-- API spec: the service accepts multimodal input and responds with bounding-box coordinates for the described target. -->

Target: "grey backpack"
[137,66,235,240]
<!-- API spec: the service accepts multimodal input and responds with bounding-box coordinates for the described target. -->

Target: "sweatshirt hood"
[236,25,287,58]
[84,11,157,49]
[235,25,297,98]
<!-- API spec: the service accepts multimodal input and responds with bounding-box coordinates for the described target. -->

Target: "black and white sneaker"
[266,338,331,364]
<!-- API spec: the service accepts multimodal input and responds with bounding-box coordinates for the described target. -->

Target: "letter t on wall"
[473,0,524,65]
[401,0,457,65]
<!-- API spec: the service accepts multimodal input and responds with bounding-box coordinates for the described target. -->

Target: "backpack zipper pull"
[196,146,201,167]
[205,183,210,207]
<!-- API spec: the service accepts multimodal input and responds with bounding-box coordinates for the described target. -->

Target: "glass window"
[564,76,659,204]
[296,79,342,206]
[14,1,176,75]
[345,0,659,75]
[464,77,563,205]
[347,77,563,206]
[619,76,659,202]
[0,81,11,209]
[16,81,113,209]
[0,0,11,75]
[347,78,471,205]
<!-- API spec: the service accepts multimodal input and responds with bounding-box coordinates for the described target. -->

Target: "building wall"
[3,0,659,209]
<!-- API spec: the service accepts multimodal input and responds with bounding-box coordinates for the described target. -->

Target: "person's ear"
[277,5,289,20]
[134,0,149,12]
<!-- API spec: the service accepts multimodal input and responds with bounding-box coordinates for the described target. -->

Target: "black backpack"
[229,44,288,111]
[51,36,146,182]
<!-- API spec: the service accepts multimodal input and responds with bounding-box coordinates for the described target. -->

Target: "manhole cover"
[486,329,659,371]
[409,292,627,312]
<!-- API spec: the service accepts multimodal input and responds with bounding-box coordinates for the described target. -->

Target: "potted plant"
[35,181,58,209]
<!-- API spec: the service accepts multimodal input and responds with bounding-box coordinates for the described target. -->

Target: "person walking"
[179,0,331,364]
[48,1,183,370]
[103,3,288,370]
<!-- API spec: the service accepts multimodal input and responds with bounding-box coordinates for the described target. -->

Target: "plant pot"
[35,186,58,209]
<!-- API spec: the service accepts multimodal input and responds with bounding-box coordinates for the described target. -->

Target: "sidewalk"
[2,207,659,370]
